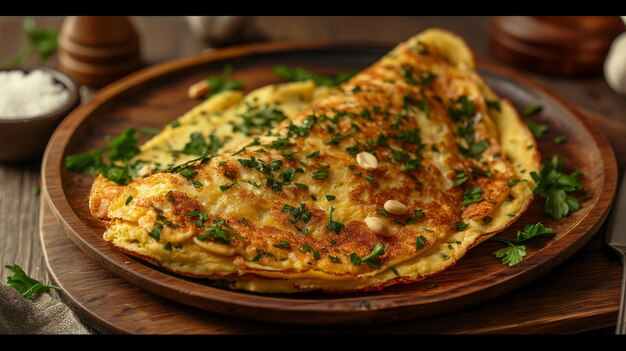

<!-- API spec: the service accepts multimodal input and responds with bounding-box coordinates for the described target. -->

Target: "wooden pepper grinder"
[490,16,625,76]
[58,16,143,87]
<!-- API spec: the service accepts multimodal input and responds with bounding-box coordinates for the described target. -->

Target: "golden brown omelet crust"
[89,29,540,292]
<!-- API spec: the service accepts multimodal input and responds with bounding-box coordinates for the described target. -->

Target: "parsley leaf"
[462,187,483,207]
[197,219,245,245]
[452,169,468,187]
[9,18,58,66]
[416,235,426,249]
[554,135,567,144]
[526,120,548,139]
[455,222,469,231]
[4,264,59,300]
[326,207,344,234]
[65,128,141,185]
[530,156,583,219]
[273,241,291,249]
[488,223,555,266]
[173,132,223,157]
[449,95,475,121]
[349,243,388,269]
[521,103,543,117]
[494,245,526,266]
[218,182,238,191]
[231,107,287,136]
[205,65,244,99]
[273,65,356,86]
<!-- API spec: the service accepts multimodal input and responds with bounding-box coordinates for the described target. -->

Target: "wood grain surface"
[40,109,625,334]
[40,42,617,325]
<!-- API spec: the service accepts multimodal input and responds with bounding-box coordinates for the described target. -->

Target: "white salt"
[0,70,70,119]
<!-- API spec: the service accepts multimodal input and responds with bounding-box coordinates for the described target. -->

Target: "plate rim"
[41,41,618,323]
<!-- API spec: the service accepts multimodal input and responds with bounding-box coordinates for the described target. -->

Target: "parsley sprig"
[5,264,59,300]
[204,65,244,99]
[65,128,141,185]
[488,223,555,266]
[530,156,583,219]
[9,18,58,66]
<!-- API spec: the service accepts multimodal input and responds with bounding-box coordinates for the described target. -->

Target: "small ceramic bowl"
[0,67,80,162]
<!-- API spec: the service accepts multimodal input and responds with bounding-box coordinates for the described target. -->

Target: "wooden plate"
[42,42,617,325]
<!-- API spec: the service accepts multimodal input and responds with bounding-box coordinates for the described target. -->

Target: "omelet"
[89,29,540,293]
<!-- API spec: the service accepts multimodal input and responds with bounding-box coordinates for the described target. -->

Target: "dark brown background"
[1,16,625,333]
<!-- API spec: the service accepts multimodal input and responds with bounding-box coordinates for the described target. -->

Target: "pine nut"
[364,216,390,237]
[356,152,378,170]
[384,200,409,215]
[188,80,210,99]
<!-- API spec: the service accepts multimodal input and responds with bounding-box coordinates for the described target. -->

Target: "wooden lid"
[490,16,625,76]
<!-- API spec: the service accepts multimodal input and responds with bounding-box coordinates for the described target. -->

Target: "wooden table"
[1,16,625,333]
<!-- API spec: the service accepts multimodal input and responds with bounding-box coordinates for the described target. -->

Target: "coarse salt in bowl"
[0,70,70,119]
[0,67,79,162]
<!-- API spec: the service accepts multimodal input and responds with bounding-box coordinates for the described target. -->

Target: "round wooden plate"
[42,42,617,325]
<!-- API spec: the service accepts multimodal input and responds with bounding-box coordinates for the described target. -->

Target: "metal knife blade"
[607,171,626,251]
[606,171,626,334]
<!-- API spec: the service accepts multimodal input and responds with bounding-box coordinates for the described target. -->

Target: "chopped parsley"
[526,120,548,139]
[365,174,375,184]
[238,156,259,168]
[203,65,245,99]
[149,225,163,241]
[287,115,317,138]
[449,95,474,121]
[377,209,390,217]
[178,166,198,180]
[218,182,238,191]
[521,103,543,117]
[269,138,294,150]
[231,138,260,156]
[65,128,140,185]
[462,187,483,207]
[125,195,133,205]
[231,106,287,136]
[273,65,356,86]
[507,178,520,187]
[312,165,331,180]
[192,180,203,188]
[488,223,554,266]
[416,235,426,249]
[273,241,291,249]
[282,151,298,161]
[197,219,245,245]
[486,100,501,111]
[452,170,468,187]
[328,255,342,263]
[349,243,388,269]
[326,207,344,234]
[306,150,320,158]
[294,183,309,189]
[554,135,567,144]
[530,156,583,219]
[282,203,312,233]
[173,132,223,157]
[455,222,469,231]
[141,127,159,136]
[405,209,424,225]
[325,194,336,201]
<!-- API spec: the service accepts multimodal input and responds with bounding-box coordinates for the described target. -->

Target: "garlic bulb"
[603,16,626,95]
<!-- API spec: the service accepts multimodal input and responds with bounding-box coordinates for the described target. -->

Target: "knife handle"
[618,254,626,335]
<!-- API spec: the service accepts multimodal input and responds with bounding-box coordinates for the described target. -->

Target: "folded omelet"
[89,29,539,293]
